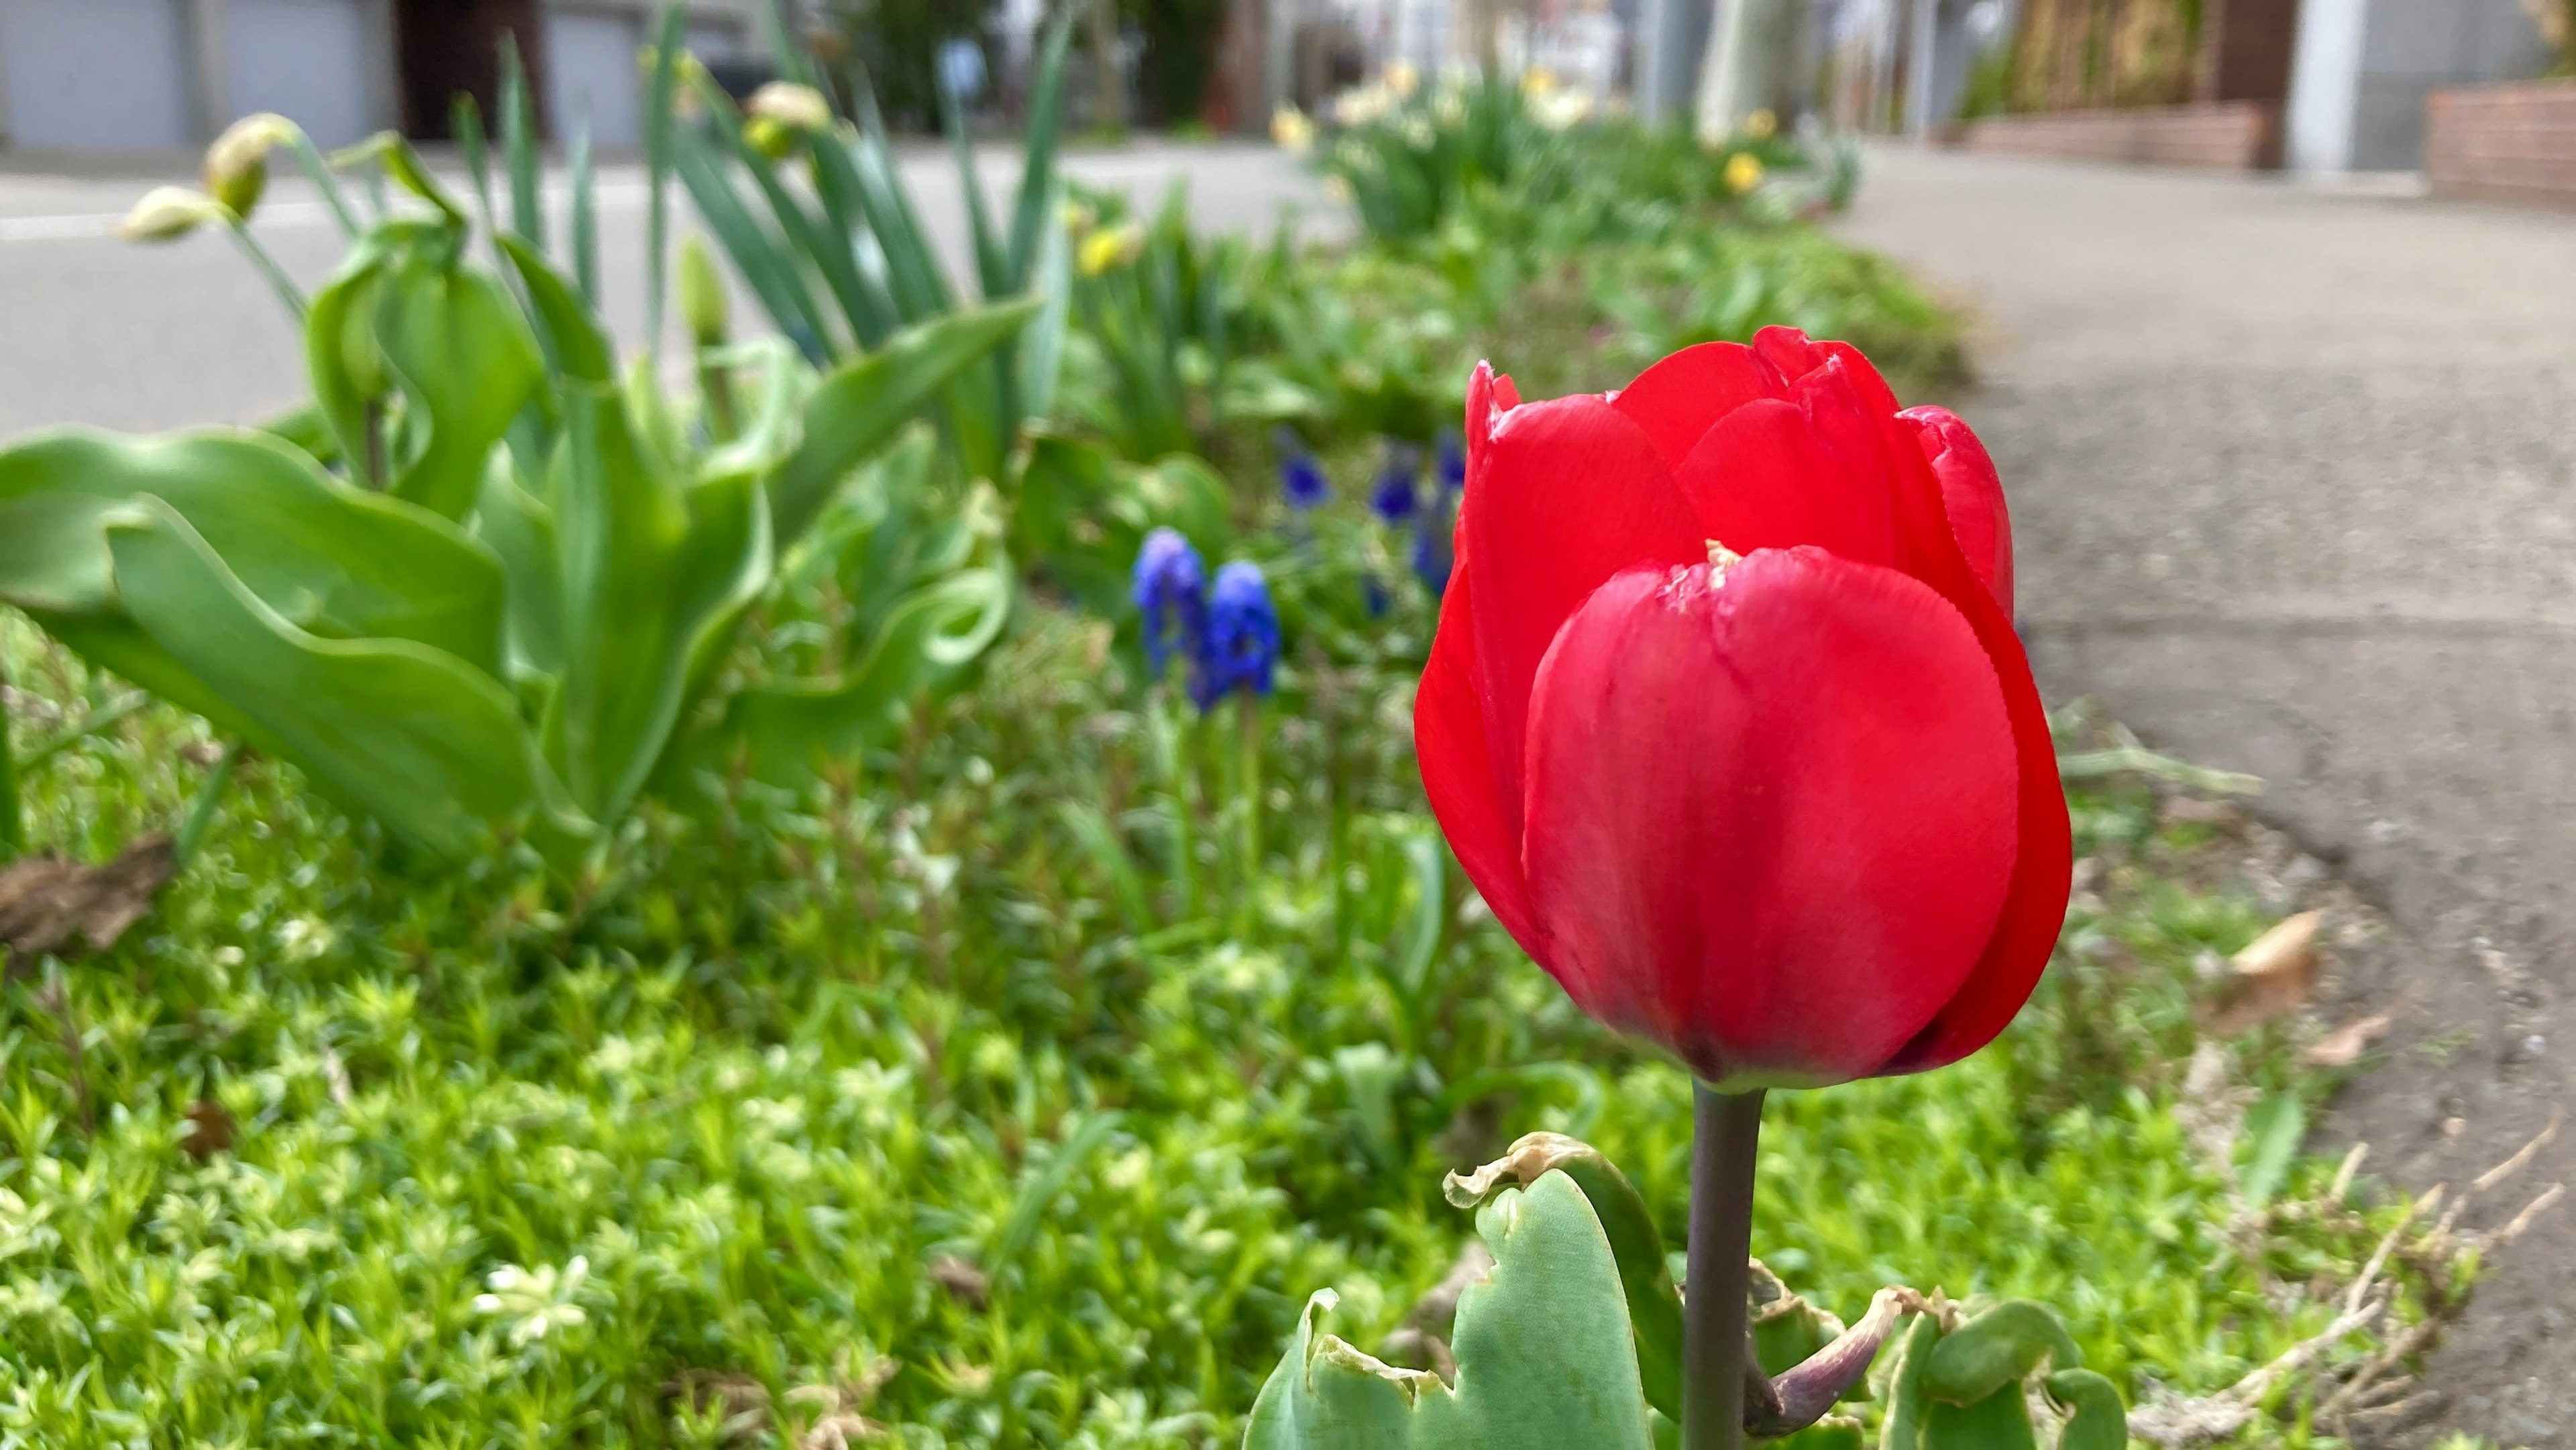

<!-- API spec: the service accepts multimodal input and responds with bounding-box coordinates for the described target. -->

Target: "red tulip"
[1415,328,2070,1090]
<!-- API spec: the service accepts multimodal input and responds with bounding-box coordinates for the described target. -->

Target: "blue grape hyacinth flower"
[1132,527,1206,680]
[1276,428,1330,510]
[1434,429,1466,495]
[1370,440,1421,525]
[1195,560,1281,709]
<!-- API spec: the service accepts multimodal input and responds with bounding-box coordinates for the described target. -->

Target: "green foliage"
[0,127,1029,861]
[1246,1173,1654,1450]
[0,593,2467,1443]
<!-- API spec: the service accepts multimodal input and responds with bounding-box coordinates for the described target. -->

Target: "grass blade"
[1006,0,1081,289]
[763,0,817,87]
[570,115,599,305]
[500,33,544,250]
[644,5,686,356]
[991,1110,1122,1278]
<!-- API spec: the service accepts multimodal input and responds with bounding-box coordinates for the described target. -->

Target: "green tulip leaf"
[763,297,1038,545]
[0,427,507,675]
[541,385,771,824]
[1920,1303,2082,1407]
[496,233,615,384]
[102,498,539,858]
[473,454,561,680]
[1244,1171,1654,1450]
[376,248,546,520]
[692,565,1010,788]
[1443,1134,1684,1422]
[1921,1384,2041,1450]
[1876,1312,1942,1450]
[2043,1371,2127,1450]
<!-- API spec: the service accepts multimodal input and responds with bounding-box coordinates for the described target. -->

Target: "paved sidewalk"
[1837,147,2576,1447]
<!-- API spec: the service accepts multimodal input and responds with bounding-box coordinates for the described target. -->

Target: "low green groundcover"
[0,607,2453,1448]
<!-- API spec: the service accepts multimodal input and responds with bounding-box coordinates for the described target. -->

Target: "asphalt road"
[1835,147,2576,1448]
[0,138,1326,434]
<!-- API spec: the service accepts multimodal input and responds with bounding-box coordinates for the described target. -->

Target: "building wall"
[2287,0,2549,172]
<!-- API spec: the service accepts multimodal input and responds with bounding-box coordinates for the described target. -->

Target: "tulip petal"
[1900,407,2013,613]
[1669,395,1903,570]
[1872,421,2070,1076]
[1464,393,1705,841]
[1415,560,1544,955]
[1519,550,2017,1088]
[1608,342,1784,468]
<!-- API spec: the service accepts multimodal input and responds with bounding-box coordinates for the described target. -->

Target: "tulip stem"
[1684,1084,1765,1450]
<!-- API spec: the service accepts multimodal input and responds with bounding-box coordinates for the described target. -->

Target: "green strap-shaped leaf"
[1920,1303,2082,1407]
[500,34,543,252]
[1016,176,1074,424]
[376,250,546,520]
[1004,0,1079,289]
[103,499,539,858]
[0,428,506,675]
[496,234,616,384]
[643,7,685,354]
[672,127,833,366]
[693,565,1008,788]
[763,298,1037,546]
[1244,1172,1655,1450]
[543,386,773,825]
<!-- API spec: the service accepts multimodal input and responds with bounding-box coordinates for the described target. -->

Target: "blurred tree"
[831,0,1000,132]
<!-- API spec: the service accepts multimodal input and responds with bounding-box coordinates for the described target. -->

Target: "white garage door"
[0,0,193,151]
[224,0,375,148]
[545,11,643,152]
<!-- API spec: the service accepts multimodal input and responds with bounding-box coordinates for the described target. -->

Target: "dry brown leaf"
[2304,1011,2394,1068]
[0,835,178,960]
[2200,911,2322,1035]
[181,1099,236,1161]
[928,1253,989,1310]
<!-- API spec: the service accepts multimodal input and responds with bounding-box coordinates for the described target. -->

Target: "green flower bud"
[203,113,298,220]
[119,186,227,243]
[676,234,729,347]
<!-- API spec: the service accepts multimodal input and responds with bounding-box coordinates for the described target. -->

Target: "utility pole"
[1696,0,1797,141]
[1089,0,1124,131]
[1635,0,1717,126]
[1904,0,1939,137]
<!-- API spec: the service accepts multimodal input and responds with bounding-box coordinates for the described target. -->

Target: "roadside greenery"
[0,25,2480,1450]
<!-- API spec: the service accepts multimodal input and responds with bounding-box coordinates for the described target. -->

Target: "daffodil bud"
[203,113,298,220]
[1076,220,1144,278]
[1724,151,1766,196]
[1746,107,1778,141]
[746,81,833,136]
[676,234,729,348]
[1270,105,1313,154]
[119,186,227,243]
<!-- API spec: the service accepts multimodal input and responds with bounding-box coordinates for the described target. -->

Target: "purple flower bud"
[1131,527,1206,679]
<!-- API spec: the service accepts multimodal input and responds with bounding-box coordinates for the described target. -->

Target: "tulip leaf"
[473,456,561,681]
[376,248,546,520]
[542,386,772,825]
[496,234,615,384]
[1920,1302,2082,1407]
[1441,1133,1682,1422]
[0,428,507,676]
[1877,1314,1943,1450]
[763,298,1038,546]
[690,565,1010,788]
[1921,1384,2041,1450]
[1244,1171,1654,1450]
[101,499,539,858]
[2044,1371,2127,1450]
